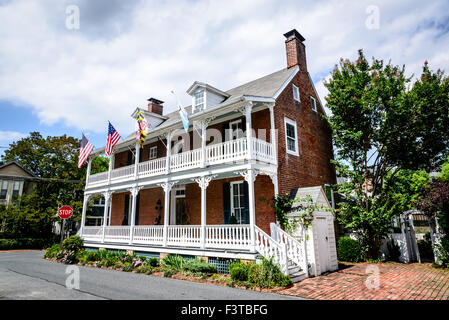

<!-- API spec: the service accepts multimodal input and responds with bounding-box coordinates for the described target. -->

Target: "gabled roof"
[289,186,332,209]
[186,81,230,98]
[0,161,37,178]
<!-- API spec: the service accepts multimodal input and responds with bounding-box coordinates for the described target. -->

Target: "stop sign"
[58,206,73,219]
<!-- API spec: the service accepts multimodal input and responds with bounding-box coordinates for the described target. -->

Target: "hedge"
[0,238,55,250]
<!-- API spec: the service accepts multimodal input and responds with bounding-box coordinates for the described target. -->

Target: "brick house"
[79,29,337,280]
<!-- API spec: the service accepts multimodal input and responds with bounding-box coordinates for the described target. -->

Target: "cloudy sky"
[0,0,448,154]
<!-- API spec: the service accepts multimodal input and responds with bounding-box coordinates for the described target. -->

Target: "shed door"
[316,217,330,273]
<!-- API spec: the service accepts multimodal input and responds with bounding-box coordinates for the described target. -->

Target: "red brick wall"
[274,70,336,195]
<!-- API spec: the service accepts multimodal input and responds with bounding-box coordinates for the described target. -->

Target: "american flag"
[105,122,121,156]
[78,134,94,168]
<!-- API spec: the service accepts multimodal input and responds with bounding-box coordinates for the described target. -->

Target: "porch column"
[201,121,207,168]
[85,158,92,188]
[159,181,175,246]
[245,102,253,160]
[193,175,214,249]
[107,154,115,185]
[165,132,172,174]
[101,191,112,242]
[80,194,90,236]
[128,186,141,244]
[237,169,258,251]
[134,142,140,180]
[268,104,278,165]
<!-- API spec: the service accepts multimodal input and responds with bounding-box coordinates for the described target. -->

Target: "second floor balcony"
[86,137,276,189]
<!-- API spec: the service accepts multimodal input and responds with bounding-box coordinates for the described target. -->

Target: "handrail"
[254,225,288,274]
[270,223,308,277]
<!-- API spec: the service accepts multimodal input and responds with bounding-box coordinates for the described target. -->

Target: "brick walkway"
[279,262,449,300]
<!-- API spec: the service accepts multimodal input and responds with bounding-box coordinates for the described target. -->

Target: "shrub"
[62,235,84,253]
[0,238,53,250]
[248,257,292,289]
[135,264,154,275]
[122,262,134,272]
[337,236,363,262]
[161,255,187,271]
[44,243,62,259]
[229,261,249,282]
[147,257,159,267]
[184,258,217,274]
[78,250,98,265]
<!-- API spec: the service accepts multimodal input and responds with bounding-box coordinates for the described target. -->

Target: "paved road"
[0,251,302,300]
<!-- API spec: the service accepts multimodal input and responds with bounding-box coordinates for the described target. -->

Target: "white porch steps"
[254,224,309,283]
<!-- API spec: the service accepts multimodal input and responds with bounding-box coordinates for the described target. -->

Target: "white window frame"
[193,89,205,112]
[149,146,157,159]
[310,96,317,112]
[284,117,299,156]
[230,181,245,224]
[292,84,300,102]
[229,119,244,141]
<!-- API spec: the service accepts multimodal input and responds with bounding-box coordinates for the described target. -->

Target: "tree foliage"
[0,132,108,238]
[325,50,449,258]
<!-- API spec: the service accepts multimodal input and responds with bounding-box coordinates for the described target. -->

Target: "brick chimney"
[147,98,164,116]
[284,29,307,71]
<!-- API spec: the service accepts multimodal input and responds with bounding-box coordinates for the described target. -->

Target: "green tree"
[325,50,449,259]
[1,132,108,237]
[439,156,449,182]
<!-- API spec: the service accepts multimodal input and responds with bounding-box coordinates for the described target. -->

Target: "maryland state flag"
[136,109,149,148]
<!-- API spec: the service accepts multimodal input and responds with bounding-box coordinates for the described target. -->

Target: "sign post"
[58,205,73,244]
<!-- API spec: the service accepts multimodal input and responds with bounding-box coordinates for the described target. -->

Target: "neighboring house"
[0,161,38,205]
[79,29,337,280]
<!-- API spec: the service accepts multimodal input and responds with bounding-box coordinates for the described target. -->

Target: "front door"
[171,187,186,225]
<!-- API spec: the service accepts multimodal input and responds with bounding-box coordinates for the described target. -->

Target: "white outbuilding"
[287,186,339,276]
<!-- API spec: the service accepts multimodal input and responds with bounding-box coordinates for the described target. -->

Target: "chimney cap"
[283,29,305,42]
[147,97,164,105]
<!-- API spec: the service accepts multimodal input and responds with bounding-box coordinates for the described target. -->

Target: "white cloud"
[0,0,448,137]
[0,131,27,148]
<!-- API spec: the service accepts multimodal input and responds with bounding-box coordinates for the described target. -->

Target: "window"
[284,117,299,156]
[149,146,157,159]
[229,119,244,140]
[0,180,8,200]
[193,89,205,112]
[310,96,317,112]
[292,84,300,102]
[231,181,245,224]
[12,181,20,199]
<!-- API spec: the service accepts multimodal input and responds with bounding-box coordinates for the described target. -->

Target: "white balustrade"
[81,226,103,241]
[252,138,276,163]
[205,225,251,250]
[166,225,201,247]
[132,225,164,245]
[87,172,108,185]
[254,226,288,274]
[271,224,307,273]
[207,138,248,165]
[170,148,202,172]
[138,158,166,178]
[103,226,131,243]
[111,164,135,181]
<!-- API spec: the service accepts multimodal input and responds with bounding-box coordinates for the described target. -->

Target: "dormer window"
[193,89,205,112]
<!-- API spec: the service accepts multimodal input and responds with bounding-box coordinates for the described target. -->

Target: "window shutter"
[223,182,231,224]
[127,150,133,166]
[242,181,250,224]
[222,122,229,143]
[123,194,130,225]
[241,117,246,136]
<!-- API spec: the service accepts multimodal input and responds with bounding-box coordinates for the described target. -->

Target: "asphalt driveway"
[0,250,301,300]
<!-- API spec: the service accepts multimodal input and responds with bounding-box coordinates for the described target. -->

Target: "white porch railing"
[88,172,108,185]
[270,223,307,276]
[133,225,164,245]
[166,225,201,247]
[110,164,135,181]
[104,226,131,243]
[86,138,275,187]
[205,225,251,250]
[170,148,202,172]
[82,226,103,241]
[138,157,166,178]
[254,225,288,274]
